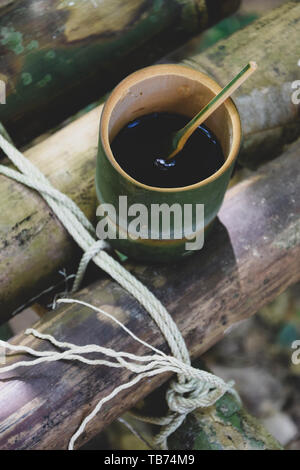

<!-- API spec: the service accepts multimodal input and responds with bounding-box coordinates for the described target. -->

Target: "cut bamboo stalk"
[0,146,299,449]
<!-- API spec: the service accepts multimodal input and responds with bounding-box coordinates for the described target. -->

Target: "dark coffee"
[111,112,224,188]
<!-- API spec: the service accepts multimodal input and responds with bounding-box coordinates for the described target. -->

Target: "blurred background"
[1,0,299,451]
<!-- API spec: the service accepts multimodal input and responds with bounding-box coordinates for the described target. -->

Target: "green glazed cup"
[96,64,241,263]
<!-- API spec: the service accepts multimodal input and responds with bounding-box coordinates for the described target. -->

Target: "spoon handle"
[167,61,257,160]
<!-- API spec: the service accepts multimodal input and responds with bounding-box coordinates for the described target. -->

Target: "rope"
[0,134,238,449]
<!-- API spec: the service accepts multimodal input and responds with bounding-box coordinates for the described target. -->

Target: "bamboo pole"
[0,0,240,145]
[182,0,300,169]
[1,1,300,320]
[0,145,299,449]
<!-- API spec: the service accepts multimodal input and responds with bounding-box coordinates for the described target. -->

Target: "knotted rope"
[0,133,238,449]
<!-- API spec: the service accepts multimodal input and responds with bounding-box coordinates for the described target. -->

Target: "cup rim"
[100,64,242,193]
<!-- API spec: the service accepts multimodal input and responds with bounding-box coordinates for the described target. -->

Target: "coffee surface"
[111,112,224,188]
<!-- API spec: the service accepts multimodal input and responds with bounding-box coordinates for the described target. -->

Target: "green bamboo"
[126,370,282,450]
[168,392,282,450]
[0,0,240,145]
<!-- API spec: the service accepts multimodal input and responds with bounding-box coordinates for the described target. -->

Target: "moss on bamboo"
[0,0,240,145]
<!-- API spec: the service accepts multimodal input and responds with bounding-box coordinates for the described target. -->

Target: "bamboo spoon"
[156,61,257,166]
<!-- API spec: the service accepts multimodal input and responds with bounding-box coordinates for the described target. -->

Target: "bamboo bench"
[0,0,299,450]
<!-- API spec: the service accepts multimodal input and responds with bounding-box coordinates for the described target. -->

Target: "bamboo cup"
[96,64,242,262]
